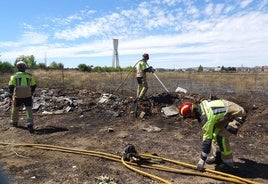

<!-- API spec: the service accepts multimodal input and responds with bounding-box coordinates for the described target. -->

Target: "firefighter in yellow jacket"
[178,99,246,171]
[8,61,37,133]
[135,53,155,99]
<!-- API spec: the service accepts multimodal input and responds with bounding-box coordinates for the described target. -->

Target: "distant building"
[214,67,221,72]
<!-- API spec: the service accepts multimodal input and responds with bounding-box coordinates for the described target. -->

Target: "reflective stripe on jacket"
[9,72,36,98]
[200,100,226,140]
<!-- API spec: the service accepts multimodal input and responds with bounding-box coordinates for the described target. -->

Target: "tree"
[49,61,57,69]
[0,61,13,73]
[92,66,103,72]
[198,65,203,72]
[15,55,36,67]
[37,62,47,69]
[221,66,237,72]
[77,64,92,72]
[49,61,64,69]
[58,63,64,69]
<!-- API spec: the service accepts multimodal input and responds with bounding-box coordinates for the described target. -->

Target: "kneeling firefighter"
[178,99,246,171]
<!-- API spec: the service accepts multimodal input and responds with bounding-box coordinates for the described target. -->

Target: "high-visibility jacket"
[136,59,147,77]
[9,71,36,98]
[199,100,226,157]
[200,100,226,140]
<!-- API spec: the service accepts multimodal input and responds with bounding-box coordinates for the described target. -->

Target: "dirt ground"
[0,88,267,184]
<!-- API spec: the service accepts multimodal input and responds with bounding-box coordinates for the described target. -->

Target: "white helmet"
[16,61,27,71]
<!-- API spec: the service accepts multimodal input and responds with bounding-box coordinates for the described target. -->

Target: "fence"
[1,70,267,103]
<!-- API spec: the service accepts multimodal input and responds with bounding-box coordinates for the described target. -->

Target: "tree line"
[0,55,238,73]
[0,55,134,73]
[0,55,64,72]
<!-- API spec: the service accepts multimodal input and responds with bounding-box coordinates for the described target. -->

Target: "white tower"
[44,52,47,66]
[112,39,119,67]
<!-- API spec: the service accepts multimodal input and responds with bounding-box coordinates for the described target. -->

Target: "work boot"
[27,123,34,133]
[206,151,222,165]
[215,162,238,174]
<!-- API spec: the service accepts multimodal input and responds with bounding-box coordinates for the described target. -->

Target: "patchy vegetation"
[0,85,267,184]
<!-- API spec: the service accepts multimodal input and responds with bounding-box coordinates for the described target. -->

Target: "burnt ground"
[0,88,267,184]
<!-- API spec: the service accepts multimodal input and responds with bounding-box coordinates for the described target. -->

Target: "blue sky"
[0,0,267,69]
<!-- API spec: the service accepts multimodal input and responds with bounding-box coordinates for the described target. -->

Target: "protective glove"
[197,158,206,172]
[148,66,155,73]
[144,66,152,73]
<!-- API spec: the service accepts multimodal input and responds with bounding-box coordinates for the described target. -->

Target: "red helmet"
[142,53,149,60]
[178,102,193,118]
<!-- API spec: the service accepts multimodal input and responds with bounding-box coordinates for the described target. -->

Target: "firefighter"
[178,99,246,171]
[8,61,37,133]
[135,53,155,99]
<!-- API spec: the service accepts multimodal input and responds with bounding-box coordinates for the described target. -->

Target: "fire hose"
[0,142,261,184]
[114,61,187,95]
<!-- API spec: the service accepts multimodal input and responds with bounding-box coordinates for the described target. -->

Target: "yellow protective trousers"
[212,129,233,166]
[136,76,148,99]
[11,97,33,124]
[212,100,246,166]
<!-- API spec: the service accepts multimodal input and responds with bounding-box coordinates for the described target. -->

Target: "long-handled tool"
[146,63,169,93]
[153,71,188,94]
[146,63,187,94]
[152,72,169,93]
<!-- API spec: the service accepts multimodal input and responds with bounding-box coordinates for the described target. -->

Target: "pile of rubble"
[0,88,191,118]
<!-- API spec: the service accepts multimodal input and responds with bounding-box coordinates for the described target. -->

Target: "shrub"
[0,61,14,73]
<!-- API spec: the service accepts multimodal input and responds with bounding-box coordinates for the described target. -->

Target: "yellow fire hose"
[140,154,260,184]
[0,142,262,184]
[121,157,172,184]
[114,60,139,93]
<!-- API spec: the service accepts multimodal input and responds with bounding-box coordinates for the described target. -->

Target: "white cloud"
[0,32,48,48]
[240,0,253,8]
[20,32,48,45]
[22,23,33,30]
[223,5,235,14]
[187,5,200,18]
[214,4,224,16]
[204,3,214,16]
[1,0,267,68]
[51,9,96,26]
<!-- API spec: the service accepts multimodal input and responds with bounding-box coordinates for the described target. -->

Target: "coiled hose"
[0,142,262,184]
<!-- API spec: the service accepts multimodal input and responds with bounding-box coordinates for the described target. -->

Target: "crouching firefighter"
[178,99,246,171]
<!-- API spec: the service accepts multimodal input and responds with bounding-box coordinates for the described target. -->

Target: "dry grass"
[1,70,267,98]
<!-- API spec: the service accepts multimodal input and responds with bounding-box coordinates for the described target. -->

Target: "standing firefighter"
[178,99,246,171]
[135,53,155,99]
[8,61,37,133]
